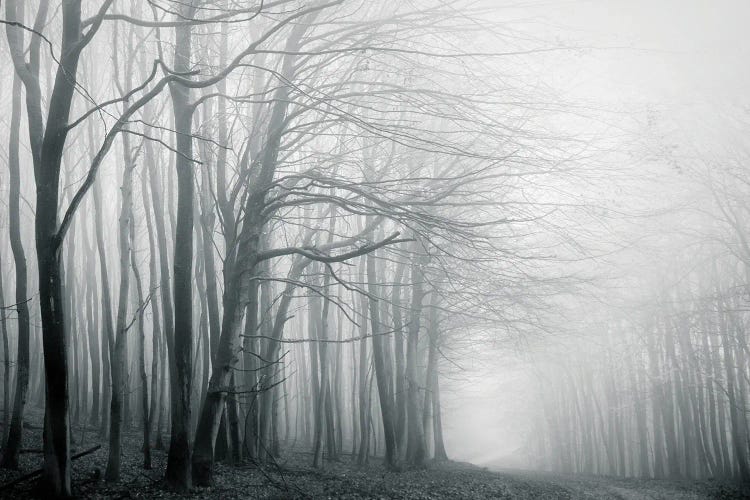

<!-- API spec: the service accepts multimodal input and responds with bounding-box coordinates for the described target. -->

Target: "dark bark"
[366,251,398,469]
[165,2,198,492]
[0,248,11,449]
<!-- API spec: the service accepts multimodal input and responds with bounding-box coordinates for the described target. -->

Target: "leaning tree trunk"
[192,20,309,483]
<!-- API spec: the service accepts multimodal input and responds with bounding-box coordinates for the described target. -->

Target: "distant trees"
[531,159,750,480]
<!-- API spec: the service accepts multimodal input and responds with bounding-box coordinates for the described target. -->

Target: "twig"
[0,445,101,492]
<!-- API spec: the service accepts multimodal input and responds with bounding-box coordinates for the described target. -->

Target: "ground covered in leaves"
[1,412,749,499]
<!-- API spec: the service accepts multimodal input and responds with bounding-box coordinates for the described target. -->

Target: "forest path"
[485,466,749,500]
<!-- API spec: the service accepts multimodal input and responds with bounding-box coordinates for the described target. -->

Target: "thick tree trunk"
[165,3,198,491]
[366,251,398,469]
[192,282,245,486]
[36,2,90,492]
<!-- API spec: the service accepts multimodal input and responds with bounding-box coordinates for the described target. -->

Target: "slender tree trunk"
[391,259,407,456]
[93,163,115,440]
[357,261,370,465]
[140,147,162,445]
[146,135,174,452]
[1,70,31,471]
[0,249,11,448]
[227,373,242,464]
[647,321,666,478]
[2,1,48,472]
[129,213,152,470]
[628,351,649,478]
[310,275,325,468]
[242,291,259,460]
[405,250,427,466]
[105,117,134,482]
[425,293,448,461]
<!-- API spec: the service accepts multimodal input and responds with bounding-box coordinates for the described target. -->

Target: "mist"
[0,1,748,499]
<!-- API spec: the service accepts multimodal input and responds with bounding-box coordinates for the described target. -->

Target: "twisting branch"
[256,231,411,263]
[123,289,155,334]
[241,329,398,344]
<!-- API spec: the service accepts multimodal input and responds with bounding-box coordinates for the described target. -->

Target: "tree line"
[531,154,750,482]
[0,1,569,496]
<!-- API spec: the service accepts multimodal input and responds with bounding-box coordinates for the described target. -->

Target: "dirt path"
[482,467,749,500]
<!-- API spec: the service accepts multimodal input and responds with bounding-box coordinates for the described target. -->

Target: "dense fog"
[0,1,749,498]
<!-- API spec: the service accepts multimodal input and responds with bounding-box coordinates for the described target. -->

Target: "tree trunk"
[165,2,198,491]
[425,293,448,461]
[366,251,398,469]
[93,169,115,440]
[105,96,135,482]
[357,261,370,465]
[1,69,31,471]
[391,258,408,456]
[35,1,91,492]
[0,249,11,448]
[406,250,428,466]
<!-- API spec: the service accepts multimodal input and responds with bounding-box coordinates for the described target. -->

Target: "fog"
[0,1,749,498]
[435,0,750,477]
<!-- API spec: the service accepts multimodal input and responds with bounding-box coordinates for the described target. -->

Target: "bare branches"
[256,232,411,264]
[82,0,278,28]
[242,330,397,344]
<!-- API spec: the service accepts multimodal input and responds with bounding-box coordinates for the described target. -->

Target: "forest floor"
[1,410,749,499]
